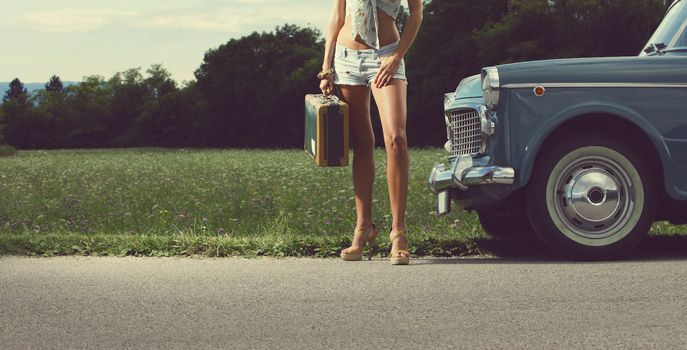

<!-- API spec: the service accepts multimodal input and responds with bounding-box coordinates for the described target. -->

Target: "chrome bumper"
[428,155,515,216]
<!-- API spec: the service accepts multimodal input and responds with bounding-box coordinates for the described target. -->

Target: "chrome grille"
[449,108,482,157]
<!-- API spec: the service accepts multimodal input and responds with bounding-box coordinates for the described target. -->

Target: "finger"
[377,72,389,89]
[374,70,385,88]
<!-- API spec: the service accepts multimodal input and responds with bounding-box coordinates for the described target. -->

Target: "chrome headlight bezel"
[443,92,456,141]
[444,92,456,110]
[481,67,500,110]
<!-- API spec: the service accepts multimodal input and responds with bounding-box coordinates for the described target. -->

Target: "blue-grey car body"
[432,0,687,213]
[499,56,687,199]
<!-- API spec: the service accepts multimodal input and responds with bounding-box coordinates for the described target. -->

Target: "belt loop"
[344,48,348,58]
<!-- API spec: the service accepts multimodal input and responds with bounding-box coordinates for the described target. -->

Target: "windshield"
[641,0,687,56]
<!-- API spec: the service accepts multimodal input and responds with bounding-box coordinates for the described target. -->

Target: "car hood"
[496,56,687,85]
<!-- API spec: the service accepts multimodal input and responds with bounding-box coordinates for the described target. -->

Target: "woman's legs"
[339,84,375,249]
[371,79,409,253]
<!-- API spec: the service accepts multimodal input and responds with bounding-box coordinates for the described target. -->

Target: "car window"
[669,16,687,48]
[643,0,687,54]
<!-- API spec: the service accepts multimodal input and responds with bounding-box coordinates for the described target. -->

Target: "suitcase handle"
[315,94,341,105]
[327,84,341,102]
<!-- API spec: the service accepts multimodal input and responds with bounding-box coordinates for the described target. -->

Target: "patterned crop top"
[347,0,401,49]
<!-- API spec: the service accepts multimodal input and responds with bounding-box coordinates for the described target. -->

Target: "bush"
[0,144,17,157]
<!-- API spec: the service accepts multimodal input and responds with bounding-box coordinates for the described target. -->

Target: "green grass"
[0,148,684,257]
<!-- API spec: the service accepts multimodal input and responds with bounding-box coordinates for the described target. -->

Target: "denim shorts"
[333,41,407,87]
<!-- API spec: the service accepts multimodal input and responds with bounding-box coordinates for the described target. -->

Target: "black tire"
[477,210,534,237]
[526,132,657,260]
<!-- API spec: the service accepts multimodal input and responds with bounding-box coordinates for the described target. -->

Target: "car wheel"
[526,132,656,260]
[477,210,534,237]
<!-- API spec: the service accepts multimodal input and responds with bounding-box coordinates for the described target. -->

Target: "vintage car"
[428,0,687,259]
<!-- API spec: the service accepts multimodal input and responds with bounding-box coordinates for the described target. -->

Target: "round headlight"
[481,67,500,109]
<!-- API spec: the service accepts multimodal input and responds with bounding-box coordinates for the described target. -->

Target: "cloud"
[19,8,139,32]
[139,12,294,33]
[16,4,325,34]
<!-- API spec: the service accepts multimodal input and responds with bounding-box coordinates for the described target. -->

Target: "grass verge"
[0,148,684,258]
[0,232,484,258]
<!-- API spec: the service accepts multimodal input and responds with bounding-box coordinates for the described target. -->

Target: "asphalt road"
[1,256,686,349]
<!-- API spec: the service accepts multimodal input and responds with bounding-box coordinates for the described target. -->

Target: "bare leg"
[339,84,375,250]
[371,79,409,254]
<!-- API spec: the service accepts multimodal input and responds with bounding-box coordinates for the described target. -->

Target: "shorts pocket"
[334,55,359,76]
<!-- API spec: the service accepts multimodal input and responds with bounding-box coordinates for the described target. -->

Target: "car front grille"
[449,108,482,156]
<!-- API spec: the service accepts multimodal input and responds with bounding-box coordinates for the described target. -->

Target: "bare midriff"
[336,8,400,50]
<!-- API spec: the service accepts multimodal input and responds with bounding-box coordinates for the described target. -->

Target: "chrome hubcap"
[553,155,635,241]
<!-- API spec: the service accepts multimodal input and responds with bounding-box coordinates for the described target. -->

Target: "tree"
[145,64,177,99]
[3,78,28,103]
[130,64,194,146]
[32,75,71,148]
[63,75,113,148]
[195,24,323,147]
[1,78,32,147]
[133,80,204,147]
[45,75,64,92]
[107,68,149,146]
[0,107,5,144]
[473,0,668,62]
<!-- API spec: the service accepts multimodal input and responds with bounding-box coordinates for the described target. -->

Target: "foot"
[389,228,410,261]
[341,224,377,255]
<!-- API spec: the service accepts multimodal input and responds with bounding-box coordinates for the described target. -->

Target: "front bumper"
[428,155,515,216]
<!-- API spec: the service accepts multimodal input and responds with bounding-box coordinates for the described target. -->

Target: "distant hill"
[0,81,79,97]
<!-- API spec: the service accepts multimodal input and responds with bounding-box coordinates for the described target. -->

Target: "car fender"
[516,102,676,197]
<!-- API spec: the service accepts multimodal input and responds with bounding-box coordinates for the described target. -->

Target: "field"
[0,149,684,257]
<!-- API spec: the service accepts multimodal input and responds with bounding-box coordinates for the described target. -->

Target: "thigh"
[371,79,408,136]
[338,85,374,145]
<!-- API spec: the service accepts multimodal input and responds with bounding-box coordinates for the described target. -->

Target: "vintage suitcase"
[304,94,350,167]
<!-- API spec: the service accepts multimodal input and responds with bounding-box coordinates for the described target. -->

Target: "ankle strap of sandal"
[389,229,407,242]
[355,223,377,234]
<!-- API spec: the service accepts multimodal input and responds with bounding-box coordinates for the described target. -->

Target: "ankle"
[355,222,374,231]
[389,229,407,243]
[390,223,407,232]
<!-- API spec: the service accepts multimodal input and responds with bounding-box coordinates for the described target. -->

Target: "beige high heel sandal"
[389,229,410,265]
[340,224,380,261]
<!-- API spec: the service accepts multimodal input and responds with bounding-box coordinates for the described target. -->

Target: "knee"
[385,131,407,155]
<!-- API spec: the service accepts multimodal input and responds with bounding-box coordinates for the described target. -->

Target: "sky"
[0,0,336,84]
